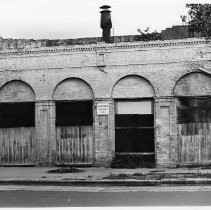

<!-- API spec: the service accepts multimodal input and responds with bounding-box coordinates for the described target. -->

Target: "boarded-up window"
[177,97,211,164]
[177,97,211,123]
[56,101,93,164]
[115,100,154,153]
[56,101,93,126]
[0,103,35,128]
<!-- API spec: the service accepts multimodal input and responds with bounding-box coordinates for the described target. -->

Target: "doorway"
[0,102,35,165]
[115,100,155,166]
[55,101,93,164]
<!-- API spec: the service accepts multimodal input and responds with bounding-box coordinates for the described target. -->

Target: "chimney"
[100,5,112,43]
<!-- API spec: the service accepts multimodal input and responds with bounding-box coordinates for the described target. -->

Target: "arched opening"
[174,72,211,165]
[0,80,36,165]
[53,78,94,165]
[112,75,155,167]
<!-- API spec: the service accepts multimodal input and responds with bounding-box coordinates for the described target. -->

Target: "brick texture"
[0,38,210,167]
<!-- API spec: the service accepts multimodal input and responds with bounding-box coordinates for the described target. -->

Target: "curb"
[0,178,211,186]
[0,179,159,186]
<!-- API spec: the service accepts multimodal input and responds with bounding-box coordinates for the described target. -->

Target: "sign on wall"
[97,103,109,115]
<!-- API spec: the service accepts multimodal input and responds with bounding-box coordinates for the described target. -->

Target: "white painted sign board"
[97,103,109,115]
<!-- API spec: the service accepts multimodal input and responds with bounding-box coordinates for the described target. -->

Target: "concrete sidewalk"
[1,166,211,186]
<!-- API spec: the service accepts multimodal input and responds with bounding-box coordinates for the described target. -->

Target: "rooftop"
[0,37,210,57]
[0,25,204,53]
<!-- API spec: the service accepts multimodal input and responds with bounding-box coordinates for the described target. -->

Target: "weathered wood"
[0,127,35,164]
[56,126,93,164]
[178,123,211,164]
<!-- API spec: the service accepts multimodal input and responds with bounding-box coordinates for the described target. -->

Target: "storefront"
[53,78,94,165]
[0,81,36,165]
[112,75,155,166]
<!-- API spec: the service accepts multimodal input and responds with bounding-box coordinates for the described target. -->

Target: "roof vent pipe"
[100,5,112,43]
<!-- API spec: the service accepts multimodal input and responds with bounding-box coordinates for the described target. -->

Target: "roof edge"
[0,37,210,57]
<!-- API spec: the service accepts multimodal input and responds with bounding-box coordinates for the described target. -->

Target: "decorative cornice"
[0,38,210,57]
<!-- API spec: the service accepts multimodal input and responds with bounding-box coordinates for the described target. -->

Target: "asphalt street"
[1,185,211,207]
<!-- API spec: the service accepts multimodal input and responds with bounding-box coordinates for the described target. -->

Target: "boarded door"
[56,101,93,164]
[56,126,93,163]
[177,98,211,164]
[0,103,35,165]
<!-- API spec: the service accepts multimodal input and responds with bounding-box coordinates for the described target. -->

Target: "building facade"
[0,38,210,167]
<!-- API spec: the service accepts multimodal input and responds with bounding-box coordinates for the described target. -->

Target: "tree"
[180,15,187,25]
[184,4,211,37]
[137,27,162,41]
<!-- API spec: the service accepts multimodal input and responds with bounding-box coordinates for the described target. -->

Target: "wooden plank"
[192,123,195,162]
[67,133,70,162]
[70,127,74,163]
[13,128,17,163]
[89,126,93,162]
[30,127,33,162]
[56,125,93,164]
[180,124,184,163]
[11,128,15,163]
[82,127,85,162]
[72,127,75,162]
[178,124,181,163]
[6,128,10,163]
[75,127,78,163]
[0,130,2,163]
[0,127,35,165]
[79,127,82,161]
[62,128,64,162]
[194,134,199,162]
[85,126,89,162]
[204,123,208,161]
[75,126,78,162]
[208,123,211,160]
[201,123,205,162]
[56,127,59,162]
[200,123,204,162]
[186,135,190,163]
[178,121,211,165]
[184,124,187,163]
[78,127,80,161]
[62,131,64,162]
[193,123,196,162]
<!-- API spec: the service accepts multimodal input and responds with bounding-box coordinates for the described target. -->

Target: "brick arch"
[111,75,155,98]
[0,80,36,102]
[53,77,94,101]
[173,72,211,96]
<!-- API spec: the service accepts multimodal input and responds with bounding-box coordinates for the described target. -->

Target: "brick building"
[0,37,210,167]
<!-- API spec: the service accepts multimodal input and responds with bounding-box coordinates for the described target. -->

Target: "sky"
[0,0,208,39]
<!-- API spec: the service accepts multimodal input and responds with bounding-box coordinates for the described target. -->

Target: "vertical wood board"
[178,123,211,164]
[0,127,35,164]
[56,125,93,164]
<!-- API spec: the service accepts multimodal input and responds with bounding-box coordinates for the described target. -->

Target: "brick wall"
[0,38,210,167]
[161,25,202,40]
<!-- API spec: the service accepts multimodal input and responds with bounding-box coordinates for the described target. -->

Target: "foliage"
[183,4,211,37]
[137,27,162,41]
[180,15,187,24]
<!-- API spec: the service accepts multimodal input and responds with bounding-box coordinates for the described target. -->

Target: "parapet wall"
[0,25,204,51]
[0,35,141,51]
